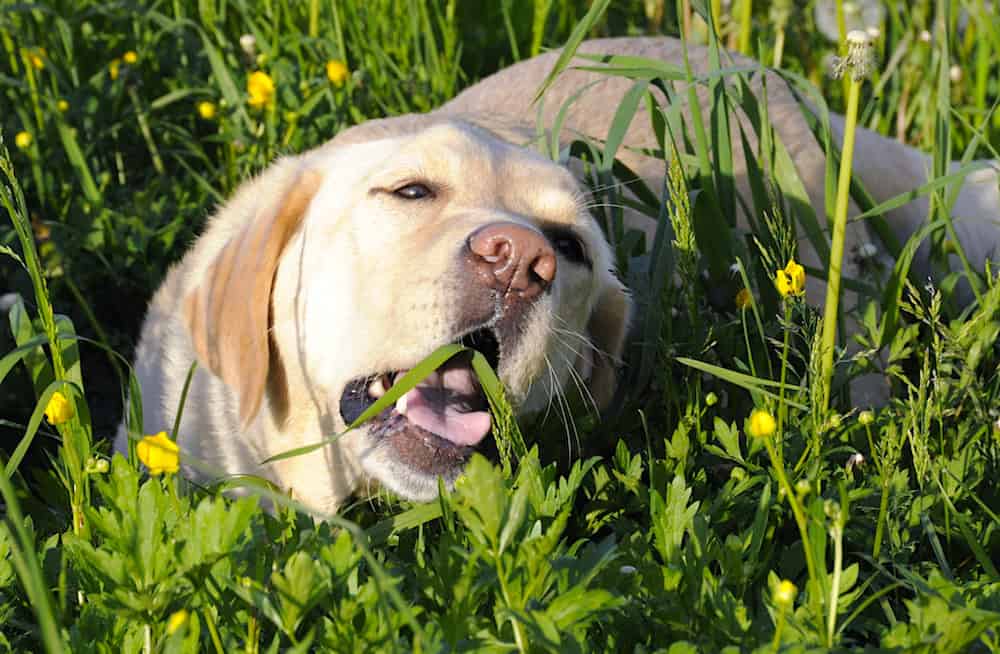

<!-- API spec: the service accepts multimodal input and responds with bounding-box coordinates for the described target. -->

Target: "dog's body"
[117,37,1000,514]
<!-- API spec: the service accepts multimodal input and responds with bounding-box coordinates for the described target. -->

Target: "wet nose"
[467,222,557,299]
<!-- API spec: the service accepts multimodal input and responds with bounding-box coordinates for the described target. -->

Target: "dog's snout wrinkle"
[468,222,557,300]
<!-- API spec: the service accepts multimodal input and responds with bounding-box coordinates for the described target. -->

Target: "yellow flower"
[747,408,776,439]
[123,50,138,64]
[109,58,121,80]
[29,48,45,70]
[325,59,349,86]
[137,431,180,475]
[197,101,217,120]
[57,99,69,113]
[247,70,275,108]
[774,258,806,297]
[773,579,797,608]
[44,391,74,425]
[166,609,189,635]
[735,287,753,310]
[15,131,33,150]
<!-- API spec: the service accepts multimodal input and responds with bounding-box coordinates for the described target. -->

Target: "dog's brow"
[523,186,582,224]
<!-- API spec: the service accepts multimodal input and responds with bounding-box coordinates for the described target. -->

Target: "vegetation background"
[1,0,999,651]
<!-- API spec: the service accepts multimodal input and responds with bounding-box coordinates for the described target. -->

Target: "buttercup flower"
[57,99,69,113]
[123,50,138,64]
[197,101,217,120]
[247,71,275,108]
[109,58,121,80]
[15,131,33,150]
[859,410,875,426]
[735,287,753,310]
[166,609,189,635]
[137,431,180,475]
[44,391,74,424]
[747,409,777,439]
[326,59,349,86]
[773,579,797,608]
[774,259,806,297]
[28,48,46,70]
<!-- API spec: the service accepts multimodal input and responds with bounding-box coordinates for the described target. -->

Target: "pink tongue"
[395,366,491,446]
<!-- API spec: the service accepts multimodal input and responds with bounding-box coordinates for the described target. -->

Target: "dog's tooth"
[369,376,386,398]
[395,393,408,414]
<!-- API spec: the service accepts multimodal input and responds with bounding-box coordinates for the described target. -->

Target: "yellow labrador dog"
[117,37,999,514]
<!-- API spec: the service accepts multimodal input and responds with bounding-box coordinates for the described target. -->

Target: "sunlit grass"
[1,1,998,651]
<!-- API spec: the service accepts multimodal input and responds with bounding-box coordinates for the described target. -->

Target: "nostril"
[531,252,557,285]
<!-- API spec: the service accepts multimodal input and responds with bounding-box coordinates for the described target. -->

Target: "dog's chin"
[357,420,472,502]
[338,330,501,501]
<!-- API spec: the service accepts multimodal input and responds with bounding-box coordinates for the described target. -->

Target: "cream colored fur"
[117,37,999,514]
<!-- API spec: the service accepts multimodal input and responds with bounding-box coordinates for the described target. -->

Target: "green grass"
[2,0,1000,651]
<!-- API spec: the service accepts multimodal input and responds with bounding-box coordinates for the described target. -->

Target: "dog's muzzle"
[338,221,558,486]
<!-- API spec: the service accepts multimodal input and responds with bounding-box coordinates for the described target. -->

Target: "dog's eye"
[393,183,433,200]
[548,230,589,266]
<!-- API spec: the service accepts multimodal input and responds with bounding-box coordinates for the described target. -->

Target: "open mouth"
[339,328,502,477]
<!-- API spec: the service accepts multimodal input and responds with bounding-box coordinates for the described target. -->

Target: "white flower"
[949,65,962,83]
[846,452,865,473]
[919,30,932,43]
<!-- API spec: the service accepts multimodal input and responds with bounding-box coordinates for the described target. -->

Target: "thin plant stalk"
[760,435,818,595]
[776,302,792,448]
[127,86,165,176]
[773,27,785,69]
[737,0,752,54]
[772,609,786,650]
[835,0,849,99]
[820,32,873,411]
[828,513,844,646]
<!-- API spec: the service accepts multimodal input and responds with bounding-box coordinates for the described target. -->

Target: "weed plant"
[1,0,999,651]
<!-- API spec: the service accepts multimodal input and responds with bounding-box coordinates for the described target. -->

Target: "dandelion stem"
[820,38,867,411]
[773,27,785,69]
[737,0,752,55]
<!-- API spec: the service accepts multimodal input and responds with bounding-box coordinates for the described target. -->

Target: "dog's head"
[183,118,631,504]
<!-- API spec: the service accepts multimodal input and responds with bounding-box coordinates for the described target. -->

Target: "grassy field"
[2,0,1000,651]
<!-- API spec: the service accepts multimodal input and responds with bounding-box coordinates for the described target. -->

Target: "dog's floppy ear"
[183,169,323,427]
[587,277,632,410]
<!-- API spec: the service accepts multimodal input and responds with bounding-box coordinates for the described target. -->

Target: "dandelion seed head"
[240,34,257,56]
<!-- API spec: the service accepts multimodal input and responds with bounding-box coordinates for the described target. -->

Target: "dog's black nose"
[467,222,556,300]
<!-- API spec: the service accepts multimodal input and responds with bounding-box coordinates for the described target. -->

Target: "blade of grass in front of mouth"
[263,343,499,464]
